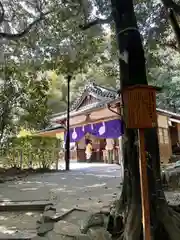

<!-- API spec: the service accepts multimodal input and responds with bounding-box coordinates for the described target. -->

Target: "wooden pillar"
[138,129,151,240]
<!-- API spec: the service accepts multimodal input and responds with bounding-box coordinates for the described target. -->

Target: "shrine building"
[40,82,180,164]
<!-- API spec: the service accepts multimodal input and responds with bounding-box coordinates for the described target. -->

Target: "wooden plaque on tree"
[122,85,158,129]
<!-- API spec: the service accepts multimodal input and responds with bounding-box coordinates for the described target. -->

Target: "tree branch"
[0,10,51,40]
[168,8,180,48]
[159,40,180,52]
[161,0,180,15]
[0,1,4,24]
[79,14,113,30]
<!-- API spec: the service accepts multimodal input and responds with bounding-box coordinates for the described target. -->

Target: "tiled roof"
[50,82,119,123]
[51,82,180,123]
[50,82,118,120]
[70,81,118,111]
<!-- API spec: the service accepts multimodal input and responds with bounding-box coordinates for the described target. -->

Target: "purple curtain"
[65,119,124,143]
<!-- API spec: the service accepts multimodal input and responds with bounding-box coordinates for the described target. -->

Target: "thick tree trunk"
[110,0,180,239]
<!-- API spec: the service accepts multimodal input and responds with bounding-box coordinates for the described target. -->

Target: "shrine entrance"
[75,134,106,163]
[49,82,180,165]
[66,119,123,163]
[51,83,124,164]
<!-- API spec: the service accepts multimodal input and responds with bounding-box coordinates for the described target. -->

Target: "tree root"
[168,208,180,228]
[110,202,180,240]
[169,204,180,213]
[115,182,127,215]
[122,203,141,240]
[112,128,180,239]
[157,205,180,240]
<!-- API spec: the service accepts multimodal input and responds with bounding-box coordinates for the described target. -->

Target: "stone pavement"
[0,163,121,210]
[0,163,122,239]
[1,162,180,239]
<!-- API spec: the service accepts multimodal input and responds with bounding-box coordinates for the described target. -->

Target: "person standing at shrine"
[85,139,93,162]
[105,139,114,164]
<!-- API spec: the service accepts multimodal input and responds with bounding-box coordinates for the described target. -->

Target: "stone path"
[1,162,179,239]
[0,163,122,239]
[0,163,121,209]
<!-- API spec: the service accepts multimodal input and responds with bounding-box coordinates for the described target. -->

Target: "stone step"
[0,230,36,240]
[0,201,52,212]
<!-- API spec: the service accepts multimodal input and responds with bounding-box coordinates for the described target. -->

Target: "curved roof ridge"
[70,81,118,111]
[92,82,117,93]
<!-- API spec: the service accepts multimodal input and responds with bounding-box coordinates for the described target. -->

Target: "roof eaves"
[157,108,180,119]
[37,125,64,133]
[51,100,110,123]
[51,111,66,118]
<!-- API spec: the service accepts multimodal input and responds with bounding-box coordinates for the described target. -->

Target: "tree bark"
[110,0,180,239]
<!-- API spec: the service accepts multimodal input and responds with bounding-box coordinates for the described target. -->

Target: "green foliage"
[0,0,113,117]
[47,67,119,114]
[148,48,180,112]
[20,75,52,130]
[5,1,105,75]
[0,60,55,144]
[0,0,180,128]
[2,136,62,169]
[0,63,26,143]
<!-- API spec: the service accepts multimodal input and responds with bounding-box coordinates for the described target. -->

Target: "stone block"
[36,220,54,236]
[80,213,104,234]
[0,201,52,212]
[87,227,112,240]
[54,220,81,236]
[46,231,73,239]
[46,231,91,240]
[44,204,56,212]
[31,236,47,240]
[76,235,92,240]
[100,207,110,216]
[43,209,56,221]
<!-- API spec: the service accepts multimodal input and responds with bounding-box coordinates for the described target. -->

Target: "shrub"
[2,136,62,169]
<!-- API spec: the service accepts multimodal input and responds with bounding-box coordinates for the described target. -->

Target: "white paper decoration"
[99,122,106,135]
[72,128,77,140]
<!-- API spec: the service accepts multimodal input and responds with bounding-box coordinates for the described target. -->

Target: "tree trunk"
[110,0,180,239]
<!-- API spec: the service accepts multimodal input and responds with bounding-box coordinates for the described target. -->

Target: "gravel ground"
[0,163,121,238]
[0,211,40,238]
[0,162,180,238]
